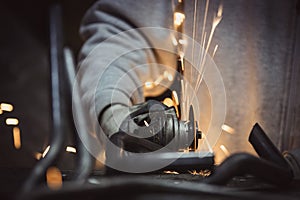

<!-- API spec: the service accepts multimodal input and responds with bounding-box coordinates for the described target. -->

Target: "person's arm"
[78,0,176,137]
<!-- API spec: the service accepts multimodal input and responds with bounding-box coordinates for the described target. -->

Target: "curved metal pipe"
[21,4,65,193]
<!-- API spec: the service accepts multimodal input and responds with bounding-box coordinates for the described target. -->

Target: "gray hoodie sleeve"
[77,0,177,119]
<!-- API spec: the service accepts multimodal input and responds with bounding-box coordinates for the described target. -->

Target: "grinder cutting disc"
[188,105,197,150]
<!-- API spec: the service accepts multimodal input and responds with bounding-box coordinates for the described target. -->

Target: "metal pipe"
[249,123,290,168]
[63,47,95,182]
[21,4,65,193]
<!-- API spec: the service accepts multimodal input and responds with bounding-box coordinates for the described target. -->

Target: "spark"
[178,39,187,45]
[194,3,223,98]
[35,152,43,160]
[182,147,192,153]
[191,0,199,67]
[217,3,223,18]
[188,169,211,177]
[42,145,50,158]
[172,90,180,118]
[220,145,230,157]
[46,167,62,189]
[179,53,185,71]
[144,81,154,89]
[6,118,19,125]
[200,0,210,60]
[163,71,174,81]
[174,12,185,26]
[144,120,149,127]
[164,170,179,175]
[212,44,219,58]
[167,74,173,81]
[0,103,13,112]
[202,2,223,68]
[154,75,163,85]
[221,124,235,134]
[163,98,174,107]
[171,35,178,46]
[13,127,21,149]
[66,146,77,153]
[172,91,179,106]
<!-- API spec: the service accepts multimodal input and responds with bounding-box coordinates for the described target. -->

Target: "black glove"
[100,100,180,153]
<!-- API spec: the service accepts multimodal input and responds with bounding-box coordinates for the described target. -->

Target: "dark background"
[0,0,95,169]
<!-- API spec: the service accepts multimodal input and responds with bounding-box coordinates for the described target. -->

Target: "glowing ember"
[66,146,77,153]
[188,169,211,177]
[221,124,235,134]
[212,44,219,58]
[163,98,174,107]
[42,145,50,158]
[220,145,230,157]
[172,91,179,106]
[164,170,179,175]
[144,81,154,89]
[6,118,19,125]
[46,167,62,189]
[0,103,13,112]
[144,120,149,127]
[13,127,21,149]
[174,12,185,26]
[35,152,42,160]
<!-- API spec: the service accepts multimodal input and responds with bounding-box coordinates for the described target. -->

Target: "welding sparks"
[217,3,223,18]
[221,124,235,134]
[200,2,222,70]
[174,12,185,26]
[163,98,174,107]
[212,44,219,58]
[164,71,174,81]
[188,169,211,177]
[42,145,50,158]
[179,53,185,72]
[172,91,179,106]
[144,81,154,89]
[220,145,230,157]
[6,118,19,125]
[164,170,179,175]
[13,127,21,149]
[178,39,187,45]
[66,146,77,153]
[171,35,178,46]
[188,2,223,114]
[35,152,43,160]
[171,90,180,118]
[143,120,149,127]
[46,167,62,190]
[0,103,13,112]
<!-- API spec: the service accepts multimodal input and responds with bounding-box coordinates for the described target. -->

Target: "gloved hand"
[99,100,177,152]
[99,104,131,138]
